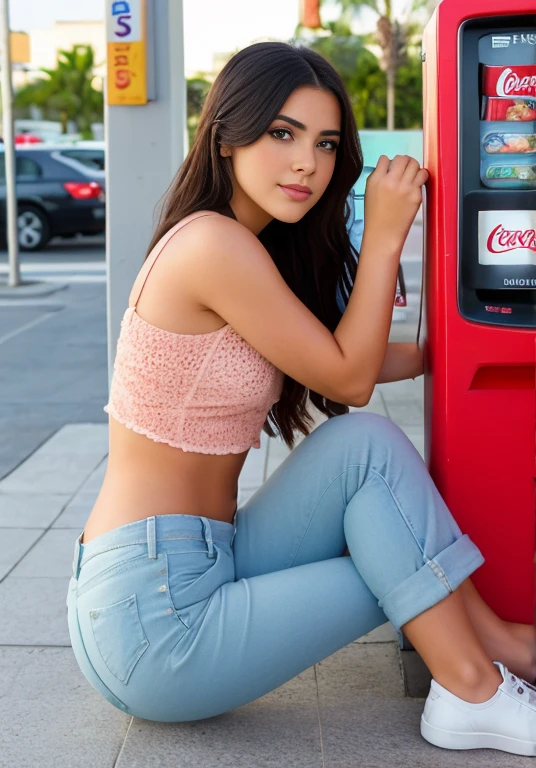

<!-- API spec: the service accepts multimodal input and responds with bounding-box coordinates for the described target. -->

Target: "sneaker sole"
[421,715,536,756]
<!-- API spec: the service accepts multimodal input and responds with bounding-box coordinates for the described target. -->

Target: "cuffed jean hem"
[379,534,485,631]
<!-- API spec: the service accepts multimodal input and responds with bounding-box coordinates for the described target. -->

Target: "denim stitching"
[425,559,453,592]
[75,554,148,596]
[163,553,191,630]
[80,536,208,566]
[290,463,426,566]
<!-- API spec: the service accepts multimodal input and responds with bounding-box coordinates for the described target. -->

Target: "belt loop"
[200,516,215,558]
[72,532,83,579]
[147,516,157,559]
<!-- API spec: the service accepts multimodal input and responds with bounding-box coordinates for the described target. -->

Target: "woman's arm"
[375,341,424,384]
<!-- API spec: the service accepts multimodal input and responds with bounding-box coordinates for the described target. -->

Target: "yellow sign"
[11,32,30,65]
[106,0,147,106]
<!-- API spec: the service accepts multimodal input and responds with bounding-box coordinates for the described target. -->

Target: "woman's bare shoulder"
[134,211,258,307]
[173,209,254,243]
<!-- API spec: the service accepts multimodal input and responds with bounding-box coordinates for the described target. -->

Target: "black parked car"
[0,144,106,251]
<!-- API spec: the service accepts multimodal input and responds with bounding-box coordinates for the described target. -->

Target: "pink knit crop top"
[103,212,285,455]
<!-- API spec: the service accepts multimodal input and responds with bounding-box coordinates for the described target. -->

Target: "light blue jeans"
[66,412,484,722]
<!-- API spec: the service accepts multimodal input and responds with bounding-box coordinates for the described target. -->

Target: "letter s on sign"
[115,15,132,37]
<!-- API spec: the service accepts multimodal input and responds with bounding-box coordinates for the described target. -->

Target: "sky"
[10,0,428,34]
[11,0,301,74]
[10,0,430,74]
[10,0,102,32]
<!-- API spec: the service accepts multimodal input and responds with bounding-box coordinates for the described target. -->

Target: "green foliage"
[304,32,422,128]
[394,53,424,128]
[14,45,103,138]
[305,0,427,128]
[187,76,211,148]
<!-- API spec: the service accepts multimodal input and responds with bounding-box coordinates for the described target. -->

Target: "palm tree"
[317,0,429,130]
[14,45,103,138]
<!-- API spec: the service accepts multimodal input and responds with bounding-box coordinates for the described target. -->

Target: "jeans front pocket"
[90,594,149,685]
[165,544,232,629]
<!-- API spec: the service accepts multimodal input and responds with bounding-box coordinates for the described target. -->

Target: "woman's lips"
[278,185,312,201]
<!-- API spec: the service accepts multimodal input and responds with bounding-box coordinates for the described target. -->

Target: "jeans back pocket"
[90,594,149,685]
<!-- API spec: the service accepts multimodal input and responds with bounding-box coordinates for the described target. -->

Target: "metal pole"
[0,0,20,287]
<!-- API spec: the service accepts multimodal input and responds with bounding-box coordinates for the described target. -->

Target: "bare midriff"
[81,416,249,544]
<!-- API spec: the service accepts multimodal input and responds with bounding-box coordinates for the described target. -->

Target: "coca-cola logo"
[497,67,536,96]
[487,224,536,253]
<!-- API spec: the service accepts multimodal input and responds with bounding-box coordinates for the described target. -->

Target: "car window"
[0,155,42,181]
[16,157,42,178]
[58,149,105,171]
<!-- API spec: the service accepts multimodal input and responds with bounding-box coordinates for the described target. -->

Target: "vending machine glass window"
[459,18,536,327]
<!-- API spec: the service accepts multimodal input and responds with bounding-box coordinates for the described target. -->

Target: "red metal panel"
[423,0,536,623]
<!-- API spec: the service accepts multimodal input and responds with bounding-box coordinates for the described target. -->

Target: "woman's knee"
[321,411,403,442]
[314,412,418,464]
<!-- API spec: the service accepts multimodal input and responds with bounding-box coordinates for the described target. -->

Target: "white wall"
[30,21,106,76]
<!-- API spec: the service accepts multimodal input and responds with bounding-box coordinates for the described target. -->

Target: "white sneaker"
[421,661,536,756]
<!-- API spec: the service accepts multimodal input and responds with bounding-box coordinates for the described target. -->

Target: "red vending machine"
[422,0,536,623]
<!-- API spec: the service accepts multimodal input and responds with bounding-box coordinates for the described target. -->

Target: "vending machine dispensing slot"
[459,18,536,328]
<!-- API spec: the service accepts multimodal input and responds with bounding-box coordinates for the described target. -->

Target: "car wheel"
[17,205,50,251]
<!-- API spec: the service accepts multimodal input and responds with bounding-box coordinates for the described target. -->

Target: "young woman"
[67,42,536,756]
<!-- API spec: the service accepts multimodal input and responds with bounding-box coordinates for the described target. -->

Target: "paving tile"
[10,528,78,578]
[116,668,322,768]
[0,427,57,482]
[377,377,424,404]
[315,642,405,699]
[384,399,424,427]
[0,528,43,580]
[353,400,389,418]
[266,435,292,463]
[356,621,397,644]
[399,426,425,461]
[76,458,107,494]
[0,576,71,645]
[351,390,390,418]
[0,647,129,768]
[364,390,385,409]
[237,487,256,507]
[52,494,96,530]
[320,693,528,767]
[316,644,528,767]
[0,452,106,494]
[0,492,70,528]
[35,423,109,456]
[401,649,432,698]
[264,452,285,481]
[238,433,269,490]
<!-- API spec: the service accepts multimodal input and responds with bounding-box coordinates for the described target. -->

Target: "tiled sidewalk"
[0,382,529,767]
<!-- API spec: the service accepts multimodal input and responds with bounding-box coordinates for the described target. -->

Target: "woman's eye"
[268,129,338,151]
[320,140,339,151]
[269,128,292,140]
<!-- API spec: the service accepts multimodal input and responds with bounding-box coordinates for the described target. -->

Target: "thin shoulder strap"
[130,212,218,308]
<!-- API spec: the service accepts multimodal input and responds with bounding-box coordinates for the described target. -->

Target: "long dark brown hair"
[146,41,363,450]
